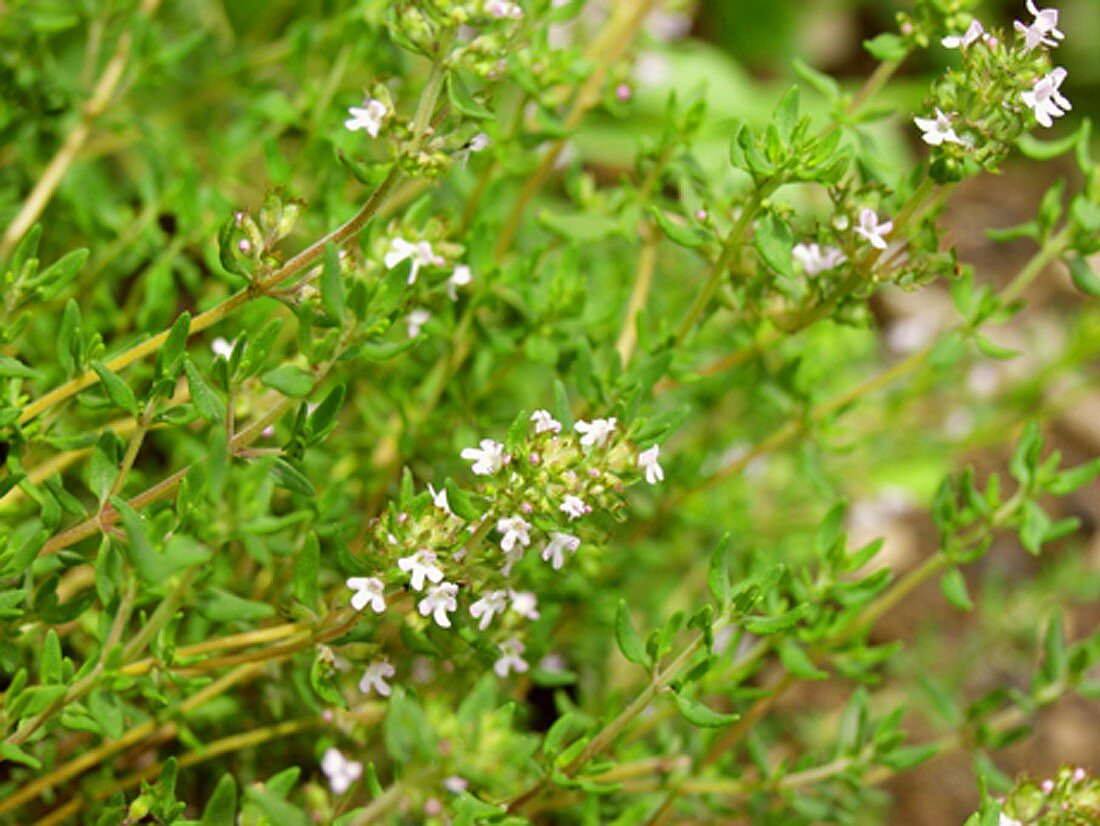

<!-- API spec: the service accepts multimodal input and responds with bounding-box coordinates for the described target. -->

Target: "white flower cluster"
[935,3,1071,134]
[334,410,665,697]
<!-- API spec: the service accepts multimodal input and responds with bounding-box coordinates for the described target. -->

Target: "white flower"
[509,589,540,620]
[853,208,893,250]
[530,409,562,434]
[941,19,985,49]
[913,108,964,146]
[559,495,589,520]
[427,483,452,515]
[443,776,469,794]
[358,659,396,697]
[446,265,472,300]
[1022,67,1071,128]
[347,576,386,613]
[574,417,617,448]
[1014,0,1064,51]
[638,445,664,484]
[461,439,506,475]
[211,337,234,360]
[321,747,363,794]
[406,308,431,338]
[457,133,490,165]
[384,238,443,285]
[469,589,507,630]
[398,549,444,591]
[497,515,532,553]
[418,581,458,628]
[998,816,1023,826]
[494,637,529,677]
[345,100,388,137]
[486,0,523,19]
[541,532,580,569]
[792,242,847,276]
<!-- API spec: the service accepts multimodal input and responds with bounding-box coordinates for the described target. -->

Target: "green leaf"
[197,588,276,622]
[650,208,707,249]
[1047,457,1100,495]
[1019,499,1051,555]
[880,743,940,771]
[91,361,138,414]
[262,365,314,397]
[863,33,908,61]
[447,73,495,120]
[245,788,310,826]
[773,85,800,145]
[308,383,345,440]
[200,774,238,826]
[0,741,42,770]
[294,534,320,609]
[754,211,793,277]
[614,600,648,667]
[1067,256,1100,298]
[707,534,731,605]
[974,335,1018,360]
[777,638,827,680]
[538,210,621,242]
[156,312,192,380]
[40,629,62,684]
[671,692,739,727]
[791,57,839,101]
[940,567,973,611]
[88,689,124,739]
[0,355,38,379]
[183,357,224,422]
[743,604,805,635]
[270,458,316,496]
[320,243,346,321]
[29,248,88,299]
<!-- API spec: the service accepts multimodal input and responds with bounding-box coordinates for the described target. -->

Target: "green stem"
[675,180,779,342]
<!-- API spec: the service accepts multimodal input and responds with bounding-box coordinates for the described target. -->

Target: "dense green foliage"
[1,1,1098,823]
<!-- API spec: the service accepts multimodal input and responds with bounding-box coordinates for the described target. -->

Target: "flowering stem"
[508,623,715,814]
[0,0,163,258]
[675,179,780,342]
[492,0,661,261]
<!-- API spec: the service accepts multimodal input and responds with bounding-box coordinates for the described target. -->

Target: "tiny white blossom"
[398,549,444,591]
[427,483,452,515]
[443,776,469,794]
[347,576,386,613]
[457,133,491,165]
[792,242,847,276]
[941,19,985,49]
[509,589,540,620]
[530,409,562,434]
[446,265,472,300]
[345,100,388,137]
[999,816,1023,826]
[913,108,964,146]
[406,308,431,339]
[497,515,532,553]
[384,238,443,285]
[1022,67,1071,128]
[461,439,506,475]
[853,208,893,250]
[559,495,589,520]
[211,337,234,359]
[469,589,507,630]
[358,659,396,697]
[418,581,458,628]
[321,748,363,794]
[485,0,523,19]
[541,531,580,569]
[1014,0,1064,51]
[494,637,529,677]
[574,417,617,448]
[638,445,664,484]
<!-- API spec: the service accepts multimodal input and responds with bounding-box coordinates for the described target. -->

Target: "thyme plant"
[1,1,1098,823]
